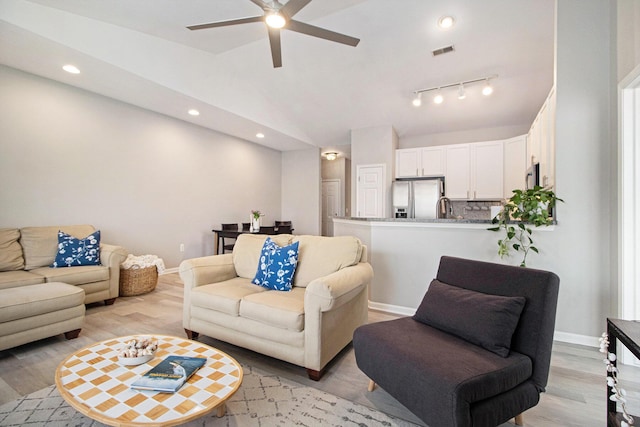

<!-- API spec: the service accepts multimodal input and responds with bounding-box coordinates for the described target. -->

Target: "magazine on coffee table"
[131,355,206,393]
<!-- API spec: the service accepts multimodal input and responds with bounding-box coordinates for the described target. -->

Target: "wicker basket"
[119,265,158,296]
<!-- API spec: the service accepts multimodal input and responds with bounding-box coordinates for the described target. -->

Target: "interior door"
[356,164,385,218]
[322,179,341,236]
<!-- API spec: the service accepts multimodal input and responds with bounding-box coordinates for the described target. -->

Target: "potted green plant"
[488,186,563,267]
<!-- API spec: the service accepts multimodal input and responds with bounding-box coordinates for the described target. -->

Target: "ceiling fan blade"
[268,27,283,68]
[248,0,270,11]
[286,20,360,47]
[187,16,263,31]
[280,0,312,19]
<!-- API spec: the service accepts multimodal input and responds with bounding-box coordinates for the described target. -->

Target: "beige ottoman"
[0,282,85,351]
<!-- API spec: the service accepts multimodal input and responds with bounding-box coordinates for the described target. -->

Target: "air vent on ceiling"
[432,45,455,56]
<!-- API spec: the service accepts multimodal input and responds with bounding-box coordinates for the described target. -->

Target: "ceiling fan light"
[482,80,493,96]
[266,13,286,29]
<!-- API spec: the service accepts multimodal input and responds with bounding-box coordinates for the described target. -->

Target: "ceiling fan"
[187,0,360,68]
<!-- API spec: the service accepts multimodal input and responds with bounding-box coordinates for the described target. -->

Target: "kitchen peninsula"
[333,217,555,316]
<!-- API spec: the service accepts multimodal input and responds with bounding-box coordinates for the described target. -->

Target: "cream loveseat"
[0,225,127,305]
[180,233,373,380]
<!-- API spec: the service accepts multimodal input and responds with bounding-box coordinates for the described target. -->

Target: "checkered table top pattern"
[55,335,243,427]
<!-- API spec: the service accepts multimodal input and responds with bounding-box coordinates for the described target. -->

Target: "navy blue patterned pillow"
[51,230,101,267]
[252,237,299,291]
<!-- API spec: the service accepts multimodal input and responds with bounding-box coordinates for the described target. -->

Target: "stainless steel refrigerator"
[392,178,444,219]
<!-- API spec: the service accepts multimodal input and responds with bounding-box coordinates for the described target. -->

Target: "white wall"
[0,66,282,268]
[350,126,398,218]
[617,0,640,80]
[400,124,529,148]
[281,148,321,235]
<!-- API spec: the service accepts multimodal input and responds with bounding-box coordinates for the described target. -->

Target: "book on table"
[131,355,206,393]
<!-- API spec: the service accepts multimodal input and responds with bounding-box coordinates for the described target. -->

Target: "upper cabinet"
[395,147,445,178]
[527,87,556,188]
[503,135,527,199]
[470,141,504,200]
[444,144,471,199]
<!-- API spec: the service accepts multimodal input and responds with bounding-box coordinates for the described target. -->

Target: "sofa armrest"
[179,254,237,290]
[305,262,374,312]
[100,243,128,299]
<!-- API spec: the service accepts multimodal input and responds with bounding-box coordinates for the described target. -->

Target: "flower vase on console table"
[250,210,261,233]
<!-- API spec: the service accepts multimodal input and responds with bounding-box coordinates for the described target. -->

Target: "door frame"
[619,65,640,335]
[322,179,342,236]
[356,163,387,218]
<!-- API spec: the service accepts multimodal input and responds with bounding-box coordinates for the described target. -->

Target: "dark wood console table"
[211,227,293,254]
[606,318,640,426]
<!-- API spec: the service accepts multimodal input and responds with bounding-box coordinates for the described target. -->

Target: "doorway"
[322,179,342,236]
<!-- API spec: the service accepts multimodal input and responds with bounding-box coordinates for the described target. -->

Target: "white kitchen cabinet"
[395,148,421,178]
[470,141,504,199]
[420,147,446,176]
[527,87,556,188]
[503,135,527,198]
[395,147,445,178]
[445,144,470,199]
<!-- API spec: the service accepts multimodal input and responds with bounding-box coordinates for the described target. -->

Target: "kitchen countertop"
[335,216,495,224]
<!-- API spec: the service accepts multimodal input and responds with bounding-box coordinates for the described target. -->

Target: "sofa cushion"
[413,280,526,357]
[252,237,299,291]
[0,228,25,271]
[52,230,101,267]
[191,277,267,316]
[292,235,363,288]
[20,225,96,270]
[233,234,293,279]
[240,287,305,331]
[30,265,109,285]
[0,270,45,290]
[0,282,85,323]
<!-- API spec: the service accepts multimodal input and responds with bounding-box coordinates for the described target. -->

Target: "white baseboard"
[368,301,600,348]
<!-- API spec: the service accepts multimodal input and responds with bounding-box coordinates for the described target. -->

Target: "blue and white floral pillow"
[51,230,101,268]
[252,237,299,291]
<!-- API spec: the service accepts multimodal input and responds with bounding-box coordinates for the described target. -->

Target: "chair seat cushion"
[354,317,533,426]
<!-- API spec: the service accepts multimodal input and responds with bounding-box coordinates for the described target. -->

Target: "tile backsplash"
[450,200,503,220]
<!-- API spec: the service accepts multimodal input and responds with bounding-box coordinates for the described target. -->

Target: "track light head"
[457,83,466,100]
[482,79,493,96]
[412,92,422,107]
[433,92,444,104]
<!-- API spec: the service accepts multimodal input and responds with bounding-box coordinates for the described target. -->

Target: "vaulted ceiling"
[0,0,555,153]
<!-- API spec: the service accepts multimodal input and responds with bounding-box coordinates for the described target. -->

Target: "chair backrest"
[221,223,238,231]
[435,256,559,392]
[275,220,292,227]
[242,223,251,231]
[276,225,292,234]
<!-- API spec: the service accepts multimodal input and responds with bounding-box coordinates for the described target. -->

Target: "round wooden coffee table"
[55,335,243,426]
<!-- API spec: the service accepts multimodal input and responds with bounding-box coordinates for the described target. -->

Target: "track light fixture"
[412,75,497,106]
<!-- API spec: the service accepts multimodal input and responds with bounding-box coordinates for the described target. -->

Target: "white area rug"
[0,364,420,426]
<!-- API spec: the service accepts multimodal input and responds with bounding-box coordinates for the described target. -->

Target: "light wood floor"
[0,273,637,426]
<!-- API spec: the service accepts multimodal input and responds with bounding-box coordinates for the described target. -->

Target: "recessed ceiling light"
[62,64,80,74]
[256,133,265,139]
[438,16,455,30]
[188,109,200,116]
